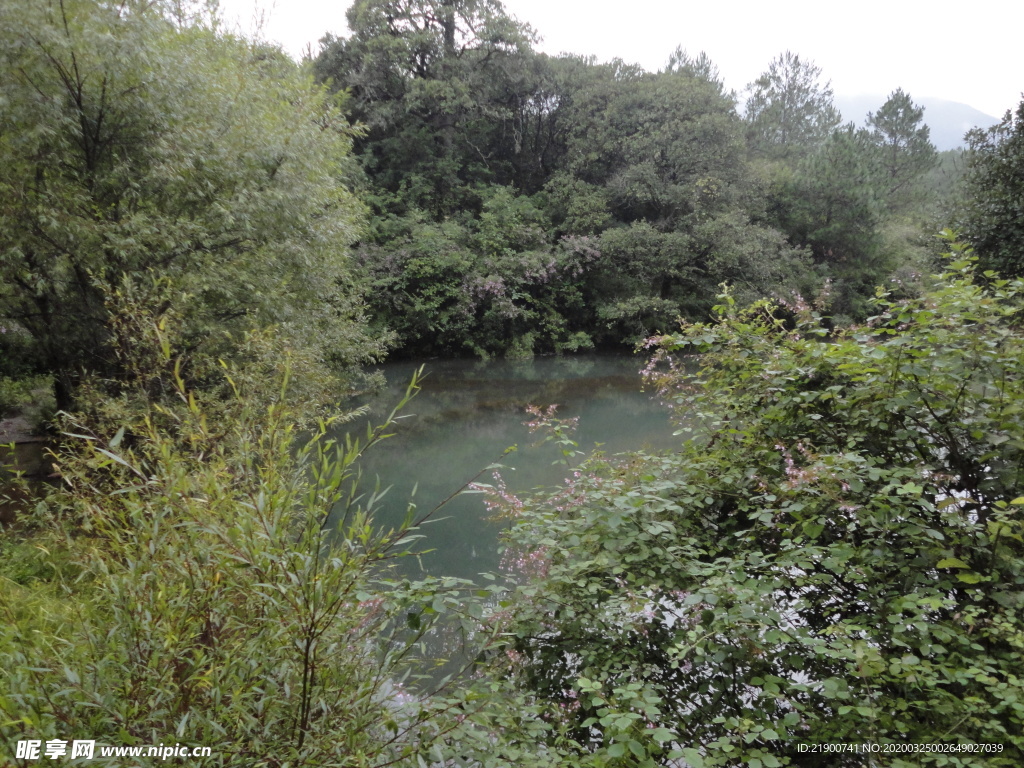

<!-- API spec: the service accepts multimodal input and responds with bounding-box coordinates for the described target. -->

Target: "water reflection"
[330,354,677,580]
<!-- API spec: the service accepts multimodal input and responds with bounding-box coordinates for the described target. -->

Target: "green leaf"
[803,521,824,539]
[95,447,145,479]
[680,748,705,768]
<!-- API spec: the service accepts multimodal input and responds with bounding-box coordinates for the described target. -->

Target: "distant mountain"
[834,95,1002,152]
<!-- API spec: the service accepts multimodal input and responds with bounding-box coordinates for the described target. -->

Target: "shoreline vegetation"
[3,0,1024,765]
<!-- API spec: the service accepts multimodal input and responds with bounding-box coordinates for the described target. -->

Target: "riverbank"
[1,415,49,471]
[1,415,53,526]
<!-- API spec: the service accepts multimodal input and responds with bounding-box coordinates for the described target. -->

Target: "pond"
[331,353,679,582]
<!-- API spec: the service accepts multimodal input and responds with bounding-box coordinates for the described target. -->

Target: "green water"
[334,353,678,581]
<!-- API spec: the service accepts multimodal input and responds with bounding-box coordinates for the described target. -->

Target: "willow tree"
[0,0,383,410]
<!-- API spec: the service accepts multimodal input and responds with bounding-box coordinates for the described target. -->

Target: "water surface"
[334,354,677,580]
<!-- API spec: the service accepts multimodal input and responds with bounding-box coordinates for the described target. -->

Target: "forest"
[2,0,1024,765]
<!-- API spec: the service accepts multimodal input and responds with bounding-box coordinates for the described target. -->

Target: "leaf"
[95,447,145,479]
[936,557,970,569]
[680,748,705,767]
[803,521,824,539]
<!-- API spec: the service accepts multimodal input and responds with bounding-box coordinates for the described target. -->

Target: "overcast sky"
[218,0,1022,119]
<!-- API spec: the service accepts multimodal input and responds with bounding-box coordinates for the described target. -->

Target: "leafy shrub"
[0,375,53,419]
[0,349,491,766]
[490,235,1024,766]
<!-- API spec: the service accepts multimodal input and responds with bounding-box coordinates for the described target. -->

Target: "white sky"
[218,0,1022,119]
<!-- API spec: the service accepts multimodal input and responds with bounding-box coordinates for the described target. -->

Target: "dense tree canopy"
[314,0,537,216]
[744,51,842,160]
[0,0,382,409]
[866,89,938,208]
[558,64,743,226]
[314,14,961,358]
[960,98,1024,276]
[316,23,829,357]
[765,125,888,317]
[0,0,976,382]
[757,89,939,319]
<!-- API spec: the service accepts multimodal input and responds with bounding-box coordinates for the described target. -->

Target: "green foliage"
[763,124,895,320]
[315,0,538,216]
[959,99,1024,276]
[543,173,614,237]
[355,189,599,358]
[744,52,842,160]
[557,64,746,228]
[921,149,966,221]
[0,338,502,765]
[664,47,730,98]
[322,2,953,352]
[339,37,816,356]
[759,91,941,321]
[491,237,1024,765]
[866,89,939,209]
[0,0,383,410]
[0,375,53,418]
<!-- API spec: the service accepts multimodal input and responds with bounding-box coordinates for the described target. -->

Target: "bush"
[0,375,53,418]
[0,345,493,766]
[490,234,1024,766]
